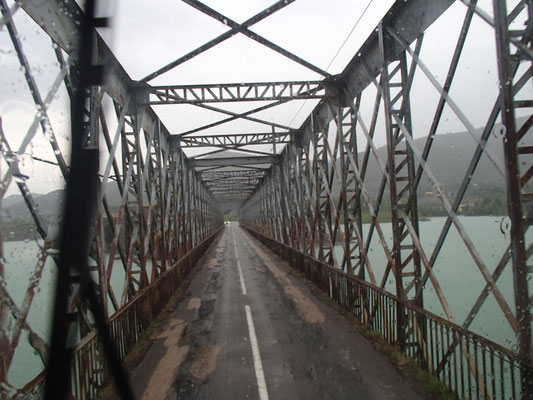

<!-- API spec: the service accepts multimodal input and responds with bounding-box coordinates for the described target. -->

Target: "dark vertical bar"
[277,162,290,244]
[467,339,472,399]
[460,333,465,399]
[379,293,384,336]
[511,360,517,399]
[444,326,450,390]
[474,339,479,399]
[378,23,406,351]
[44,1,133,398]
[492,2,533,397]
[387,298,394,344]
[453,332,458,397]
[481,343,487,400]
[438,324,444,380]
[500,356,506,399]
[489,350,495,399]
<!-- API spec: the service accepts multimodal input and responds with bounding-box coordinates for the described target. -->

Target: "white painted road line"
[231,228,248,295]
[245,305,269,400]
[236,259,248,295]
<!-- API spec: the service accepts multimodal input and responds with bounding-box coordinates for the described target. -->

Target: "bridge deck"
[129,224,423,399]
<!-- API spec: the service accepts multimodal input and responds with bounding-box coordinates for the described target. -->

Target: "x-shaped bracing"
[141,0,330,83]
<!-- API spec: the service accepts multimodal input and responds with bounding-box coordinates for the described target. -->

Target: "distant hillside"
[1,189,64,220]
[193,135,509,199]
[345,127,508,200]
[2,193,42,208]
[1,183,123,221]
[1,119,530,225]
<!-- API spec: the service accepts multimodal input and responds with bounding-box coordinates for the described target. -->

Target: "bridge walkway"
[129,223,423,400]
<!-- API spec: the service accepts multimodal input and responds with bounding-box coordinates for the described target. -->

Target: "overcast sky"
[0,0,530,197]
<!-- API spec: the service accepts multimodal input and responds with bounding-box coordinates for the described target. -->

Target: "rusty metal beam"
[181,0,331,78]
[180,132,291,148]
[295,0,455,148]
[239,0,532,398]
[141,81,324,104]
[140,0,297,82]
[201,170,266,181]
[8,2,225,397]
[191,155,277,168]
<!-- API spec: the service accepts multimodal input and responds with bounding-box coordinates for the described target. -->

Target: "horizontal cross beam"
[191,155,277,168]
[205,179,261,186]
[209,186,257,193]
[202,171,266,183]
[202,169,265,177]
[180,132,291,148]
[213,195,252,202]
[220,204,241,211]
[214,197,252,204]
[141,0,296,82]
[211,189,255,196]
[141,81,324,104]
[181,0,330,78]
[213,191,253,196]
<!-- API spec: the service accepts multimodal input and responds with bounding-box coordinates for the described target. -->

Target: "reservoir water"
[2,216,522,388]
[2,239,141,388]
[332,216,519,350]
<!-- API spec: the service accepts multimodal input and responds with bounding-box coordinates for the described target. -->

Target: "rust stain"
[247,240,325,324]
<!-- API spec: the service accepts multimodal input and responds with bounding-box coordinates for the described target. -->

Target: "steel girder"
[180,132,291,148]
[492,0,533,393]
[201,169,266,205]
[132,0,326,210]
[240,0,533,397]
[205,178,261,186]
[2,0,532,398]
[141,0,301,83]
[190,155,277,168]
[141,81,324,105]
[376,26,423,350]
[201,169,266,181]
[0,0,224,394]
[240,0,458,338]
[179,0,330,79]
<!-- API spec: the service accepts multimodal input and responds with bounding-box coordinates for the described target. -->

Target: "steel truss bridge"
[0,0,532,399]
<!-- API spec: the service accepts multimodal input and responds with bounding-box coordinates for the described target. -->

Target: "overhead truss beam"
[214,193,253,200]
[142,81,324,104]
[209,184,257,191]
[180,0,331,78]
[180,132,291,148]
[201,170,266,183]
[205,179,260,186]
[191,155,277,168]
[211,188,255,194]
[140,0,297,82]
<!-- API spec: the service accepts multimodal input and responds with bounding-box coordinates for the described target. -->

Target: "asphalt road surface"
[130,223,423,400]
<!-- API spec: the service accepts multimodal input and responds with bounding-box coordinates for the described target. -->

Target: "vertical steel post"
[297,145,307,254]
[493,1,533,396]
[379,23,406,349]
[336,103,351,274]
[378,24,422,349]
